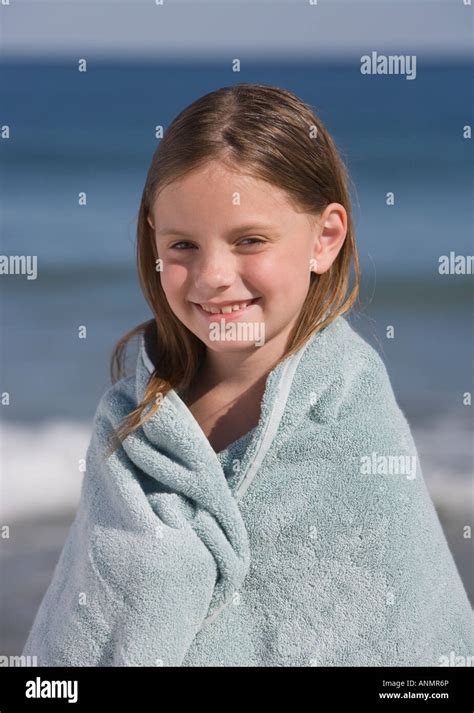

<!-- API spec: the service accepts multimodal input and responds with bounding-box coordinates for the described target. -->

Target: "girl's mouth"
[193,297,261,321]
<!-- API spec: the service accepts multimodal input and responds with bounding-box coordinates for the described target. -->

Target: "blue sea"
[0,62,472,620]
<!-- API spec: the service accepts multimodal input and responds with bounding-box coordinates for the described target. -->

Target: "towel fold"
[22,316,473,666]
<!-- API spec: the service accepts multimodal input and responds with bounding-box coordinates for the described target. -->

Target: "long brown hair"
[108,83,360,451]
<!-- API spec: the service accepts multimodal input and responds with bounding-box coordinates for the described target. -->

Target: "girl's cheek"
[160,262,189,294]
[246,252,284,284]
[268,248,311,282]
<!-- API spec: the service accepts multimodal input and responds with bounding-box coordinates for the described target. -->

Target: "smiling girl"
[23,83,473,667]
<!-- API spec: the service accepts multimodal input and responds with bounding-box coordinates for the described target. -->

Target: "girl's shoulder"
[306,316,398,417]
[91,374,137,436]
[97,324,157,423]
[329,316,392,375]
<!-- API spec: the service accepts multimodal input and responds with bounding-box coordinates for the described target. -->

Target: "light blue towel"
[215,427,256,489]
[22,316,473,666]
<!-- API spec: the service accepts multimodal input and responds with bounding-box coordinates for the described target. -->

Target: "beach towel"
[22,316,473,666]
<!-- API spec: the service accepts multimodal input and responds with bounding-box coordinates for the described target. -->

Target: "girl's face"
[148,160,346,353]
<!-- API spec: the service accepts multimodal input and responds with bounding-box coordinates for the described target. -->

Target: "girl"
[22,83,473,666]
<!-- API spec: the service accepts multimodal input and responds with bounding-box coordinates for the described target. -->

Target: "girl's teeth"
[201,301,251,314]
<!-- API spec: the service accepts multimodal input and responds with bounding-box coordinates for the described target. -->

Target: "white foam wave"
[0,420,92,522]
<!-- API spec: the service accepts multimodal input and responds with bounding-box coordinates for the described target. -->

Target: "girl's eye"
[170,238,264,250]
[170,241,194,250]
[238,237,265,246]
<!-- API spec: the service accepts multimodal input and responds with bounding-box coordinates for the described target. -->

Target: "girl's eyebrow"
[156,223,278,238]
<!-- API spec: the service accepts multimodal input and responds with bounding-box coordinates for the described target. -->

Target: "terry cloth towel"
[22,316,473,666]
[216,427,256,488]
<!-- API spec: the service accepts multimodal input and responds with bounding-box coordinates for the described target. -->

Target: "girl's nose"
[193,250,237,290]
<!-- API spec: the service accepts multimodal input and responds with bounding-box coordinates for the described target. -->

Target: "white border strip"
[140,337,155,375]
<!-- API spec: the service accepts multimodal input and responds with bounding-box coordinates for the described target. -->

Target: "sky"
[1,0,472,61]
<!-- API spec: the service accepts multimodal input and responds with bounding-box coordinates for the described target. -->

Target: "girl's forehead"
[153,169,293,217]
[159,166,269,195]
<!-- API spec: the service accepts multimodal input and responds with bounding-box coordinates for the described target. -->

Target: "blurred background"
[1,0,473,655]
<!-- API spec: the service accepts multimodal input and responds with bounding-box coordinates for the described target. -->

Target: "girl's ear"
[147,215,155,230]
[311,203,347,274]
